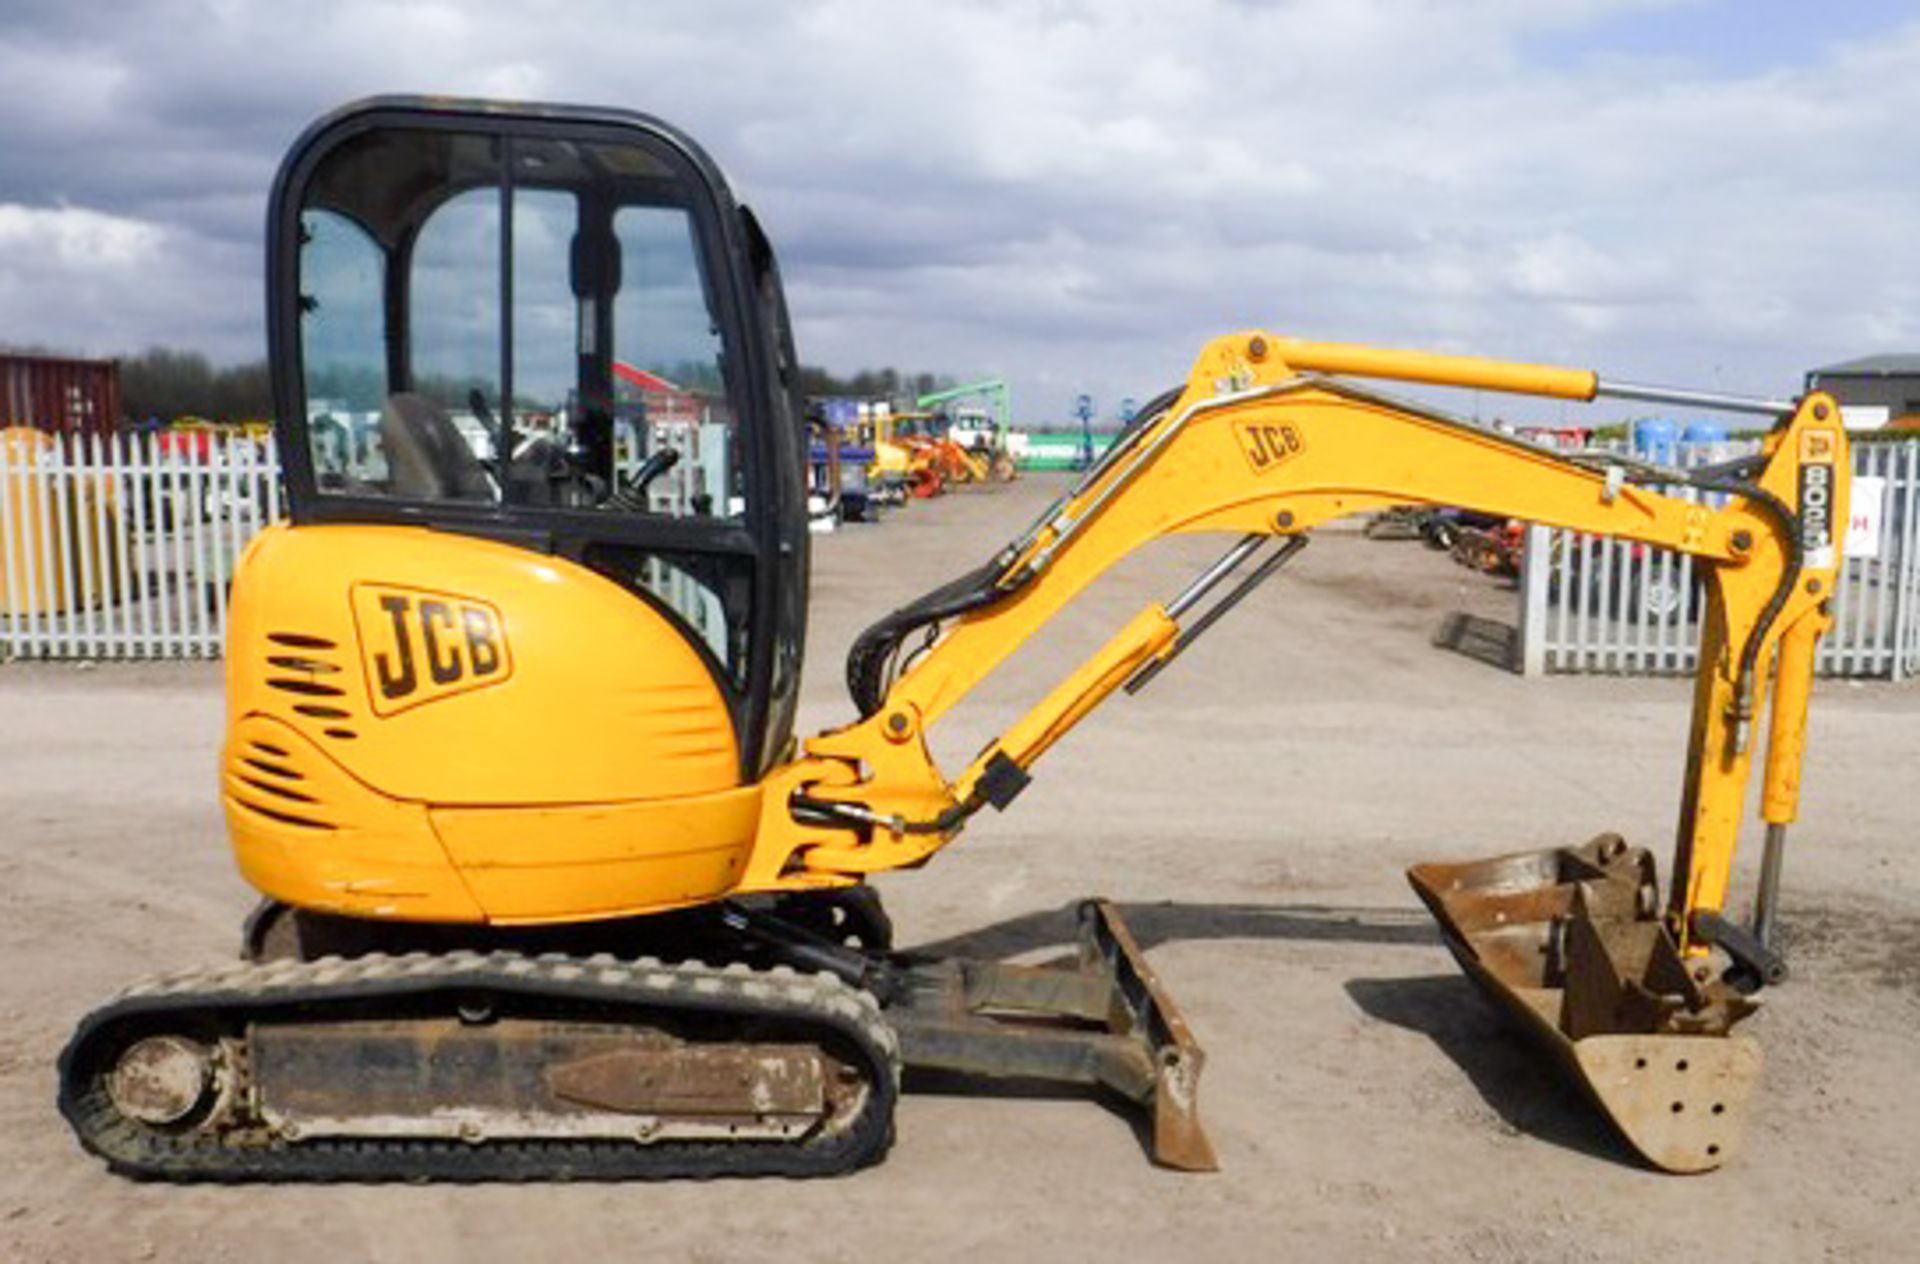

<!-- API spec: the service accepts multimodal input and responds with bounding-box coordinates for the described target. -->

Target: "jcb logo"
[1235,422,1304,475]
[351,585,512,716]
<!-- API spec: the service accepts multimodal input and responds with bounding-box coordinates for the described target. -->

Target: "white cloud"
[0,203,242,360]
[0,204,162,268]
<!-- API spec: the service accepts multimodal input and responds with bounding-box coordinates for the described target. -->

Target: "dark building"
[1805,354,1920,430]
[0,353,122,436]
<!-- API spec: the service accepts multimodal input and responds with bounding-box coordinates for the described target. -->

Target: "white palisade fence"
[1519,440,1920,680]
[6,429,1918,679]
[0,431,283,660]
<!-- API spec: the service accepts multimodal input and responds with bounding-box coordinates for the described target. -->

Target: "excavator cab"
[269,98,811,780]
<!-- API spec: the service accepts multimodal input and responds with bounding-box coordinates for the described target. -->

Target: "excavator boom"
[742,331,1847,1170]
[753,333,1842,905]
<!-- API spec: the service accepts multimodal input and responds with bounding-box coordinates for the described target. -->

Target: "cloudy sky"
[2,0,1919,423]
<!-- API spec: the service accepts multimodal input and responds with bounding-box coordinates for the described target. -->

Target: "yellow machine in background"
[0,426,121,616]
[856,405,925,500]
[61,97,1848,1184]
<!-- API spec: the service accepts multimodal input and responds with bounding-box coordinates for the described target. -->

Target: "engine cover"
[223,524,761,923]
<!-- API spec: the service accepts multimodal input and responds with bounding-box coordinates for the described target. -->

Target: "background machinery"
[61,97,1849,1183]
[881,410,976,493]
[915,379,1018,481]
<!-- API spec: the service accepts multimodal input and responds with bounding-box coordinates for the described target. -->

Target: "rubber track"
[59,951,900,1183]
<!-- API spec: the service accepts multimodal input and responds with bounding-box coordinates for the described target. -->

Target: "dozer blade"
[889,898,1219,1172]
[1080,898,1220,1172]
[1408,833,1760,1173]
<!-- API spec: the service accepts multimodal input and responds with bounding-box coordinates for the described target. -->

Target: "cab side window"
[299,209,393,489]
[609,205,740,520]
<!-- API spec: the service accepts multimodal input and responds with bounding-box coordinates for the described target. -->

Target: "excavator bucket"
[1408,834,1761,1173]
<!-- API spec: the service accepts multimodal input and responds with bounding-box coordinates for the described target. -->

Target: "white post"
[74,433,100,655]
[106,433,134,659]
[88,431,118,656]
[129,431,155,657]
[0,436,20,657]
[156,439,178,655]
[185,441,209,656]
[32,434,60,658]
[1518,522,1550,676]
[49,437,78,656]
[1893,442,1919,682]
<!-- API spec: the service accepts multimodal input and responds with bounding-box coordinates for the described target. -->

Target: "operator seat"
[378,392,495,501]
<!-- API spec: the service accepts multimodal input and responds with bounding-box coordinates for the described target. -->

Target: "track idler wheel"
[106,1035,220,1127]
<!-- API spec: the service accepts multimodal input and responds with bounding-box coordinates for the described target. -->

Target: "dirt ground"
[2,474,1916,1263]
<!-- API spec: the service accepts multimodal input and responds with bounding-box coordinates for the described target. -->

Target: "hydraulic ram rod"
[1127,536,1309,696]
[1165,533,1266,619]
[1594,378,1796,418]
[1272,337,1796,417]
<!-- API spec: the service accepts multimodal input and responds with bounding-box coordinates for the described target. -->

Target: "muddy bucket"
[1408,834,1760,1172]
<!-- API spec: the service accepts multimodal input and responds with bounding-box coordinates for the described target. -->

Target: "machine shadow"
[902,898,1440,961]
[1431,609,1523,673]
[900,900,1628,1166]
[902,899,1443,1154]
[1345,975,1635,1165]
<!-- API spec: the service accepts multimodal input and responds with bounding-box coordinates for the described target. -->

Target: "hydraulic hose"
[1567,442,1803,738]
[1682,474,1803,744]
[844,385,1184,716]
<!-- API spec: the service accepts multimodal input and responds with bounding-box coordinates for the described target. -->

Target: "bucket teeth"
[1408,833,1761,1173]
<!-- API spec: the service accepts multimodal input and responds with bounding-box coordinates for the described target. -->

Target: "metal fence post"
[1893,441,1918,681]
[1518,522,1550,676]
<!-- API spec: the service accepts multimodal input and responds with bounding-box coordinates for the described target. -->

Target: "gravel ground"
[2,473,1915,1263]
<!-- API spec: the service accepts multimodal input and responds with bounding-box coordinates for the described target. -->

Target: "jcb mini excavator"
[61,97,1849,1181]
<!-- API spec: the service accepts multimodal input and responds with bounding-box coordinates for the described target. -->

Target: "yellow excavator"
[61,97,1849,1182]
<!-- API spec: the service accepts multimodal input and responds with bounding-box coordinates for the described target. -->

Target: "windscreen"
[294,126,744,524]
